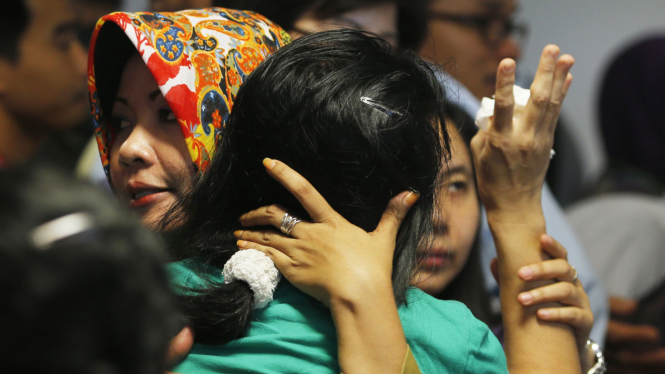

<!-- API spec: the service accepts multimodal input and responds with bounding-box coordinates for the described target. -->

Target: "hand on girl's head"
[234,159,418,307]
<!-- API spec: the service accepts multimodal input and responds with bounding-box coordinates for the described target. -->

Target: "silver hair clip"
[31,212,95,250]
[360,96,403,118]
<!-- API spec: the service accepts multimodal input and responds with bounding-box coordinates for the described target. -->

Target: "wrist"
[329,277,395,314]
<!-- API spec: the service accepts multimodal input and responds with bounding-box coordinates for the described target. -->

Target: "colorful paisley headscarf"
[87,8,291,177]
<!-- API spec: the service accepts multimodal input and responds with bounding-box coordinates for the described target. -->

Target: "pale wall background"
[519,0,665,185]
[121,0,665,185]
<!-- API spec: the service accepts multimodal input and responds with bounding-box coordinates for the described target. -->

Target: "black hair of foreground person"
[163,29,450,345]
[0,166,181,374]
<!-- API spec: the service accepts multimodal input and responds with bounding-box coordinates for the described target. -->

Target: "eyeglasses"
[428,12,528,49]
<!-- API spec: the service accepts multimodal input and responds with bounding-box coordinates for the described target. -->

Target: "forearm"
[330,281,407,374]
[487,207,581,374]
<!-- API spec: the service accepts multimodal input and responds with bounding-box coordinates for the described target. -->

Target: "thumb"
[490,257,500,285]
[167,325,194,367]
[374,191,419,238]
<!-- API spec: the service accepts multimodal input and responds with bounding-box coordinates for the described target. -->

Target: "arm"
[471,45,580,373]
[491,234,596,372]
[234,159,418,374]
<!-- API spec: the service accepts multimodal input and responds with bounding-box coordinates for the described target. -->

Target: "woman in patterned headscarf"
[87,8,290,227]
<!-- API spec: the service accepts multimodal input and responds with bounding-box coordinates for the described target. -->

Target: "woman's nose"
[117,125,157,168]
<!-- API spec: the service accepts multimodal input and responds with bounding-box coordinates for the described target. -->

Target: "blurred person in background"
[566,35,665,374]
[0,0,88,168]
[0,165,181,373]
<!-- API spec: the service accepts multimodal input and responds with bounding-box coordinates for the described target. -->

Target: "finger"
[518,259,576,282]
[263,158,337,223]
[610,296,639,317]
[166,326,194,366]
[374,191,419,237]
[537,306,593,329]
[518,281,583,307]
[491,58,516,133]
[540,234,568,260]
[234,229,296,256]
[562,73,573,97]
[237,240,293,272]
[541,55,575,134]
[490,257,500,285]
[238,204,311,238]
[522,45,560,132]
[470,129,488,160]
[607,320,661,345]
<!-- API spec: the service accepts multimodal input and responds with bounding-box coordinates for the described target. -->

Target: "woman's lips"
[129,190,172,209]
[419,250,455,270]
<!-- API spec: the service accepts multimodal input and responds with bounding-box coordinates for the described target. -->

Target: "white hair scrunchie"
[223,249,281,309]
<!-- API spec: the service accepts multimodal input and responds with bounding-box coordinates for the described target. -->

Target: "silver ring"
[570,265,578,283]
[280,212,301,237]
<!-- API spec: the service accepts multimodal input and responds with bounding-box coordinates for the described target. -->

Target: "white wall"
[519,0,665,184]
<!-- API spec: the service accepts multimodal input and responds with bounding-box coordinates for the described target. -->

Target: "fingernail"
[234,230,242,237]
[539,310,550,318]
[263,158,276,170]
[519,292,533,304]
[503,64,515,73]
[403,191,420,207]
[541,234,553,246]
[237,240,248,248]
[519,267,534,279]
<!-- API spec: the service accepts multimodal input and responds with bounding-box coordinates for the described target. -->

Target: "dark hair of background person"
[0,166,182,374]
[0,0,30,62]
[432,103,500,328]
[162,29,450,345]
[597,35,665,195]
[213,0,429,50]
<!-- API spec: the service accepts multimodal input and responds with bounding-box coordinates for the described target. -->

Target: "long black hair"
[164,29,450,345]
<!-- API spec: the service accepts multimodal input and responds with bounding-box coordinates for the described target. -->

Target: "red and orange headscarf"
[87,8,290,177]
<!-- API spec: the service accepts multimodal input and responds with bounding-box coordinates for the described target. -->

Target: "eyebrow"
[445,164,472,177]
[53,20,80,37]
[114,97,128,105]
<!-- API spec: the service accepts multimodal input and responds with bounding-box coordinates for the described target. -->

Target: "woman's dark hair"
[432,104,500,327]
[0,0,30,62]
[0,166,181,374]
[165,29,450,345]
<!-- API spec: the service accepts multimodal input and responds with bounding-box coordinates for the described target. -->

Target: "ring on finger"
[280,212,302,237]
[570,265,578,283]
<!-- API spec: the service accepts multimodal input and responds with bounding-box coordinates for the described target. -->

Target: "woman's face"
[414,123,480,295]
[109,54,195,228]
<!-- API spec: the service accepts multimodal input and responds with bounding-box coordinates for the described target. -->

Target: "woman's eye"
[111,116,132,130]
[160,108,177,122]
[448,181,467,193]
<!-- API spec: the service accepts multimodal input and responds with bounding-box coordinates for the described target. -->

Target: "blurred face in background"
[414,123,480,296]
[291,2,399,47]
[0,0,88,132]
[419,0,523,100]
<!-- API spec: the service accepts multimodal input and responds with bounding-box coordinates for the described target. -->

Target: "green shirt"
[169,260,507,374]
